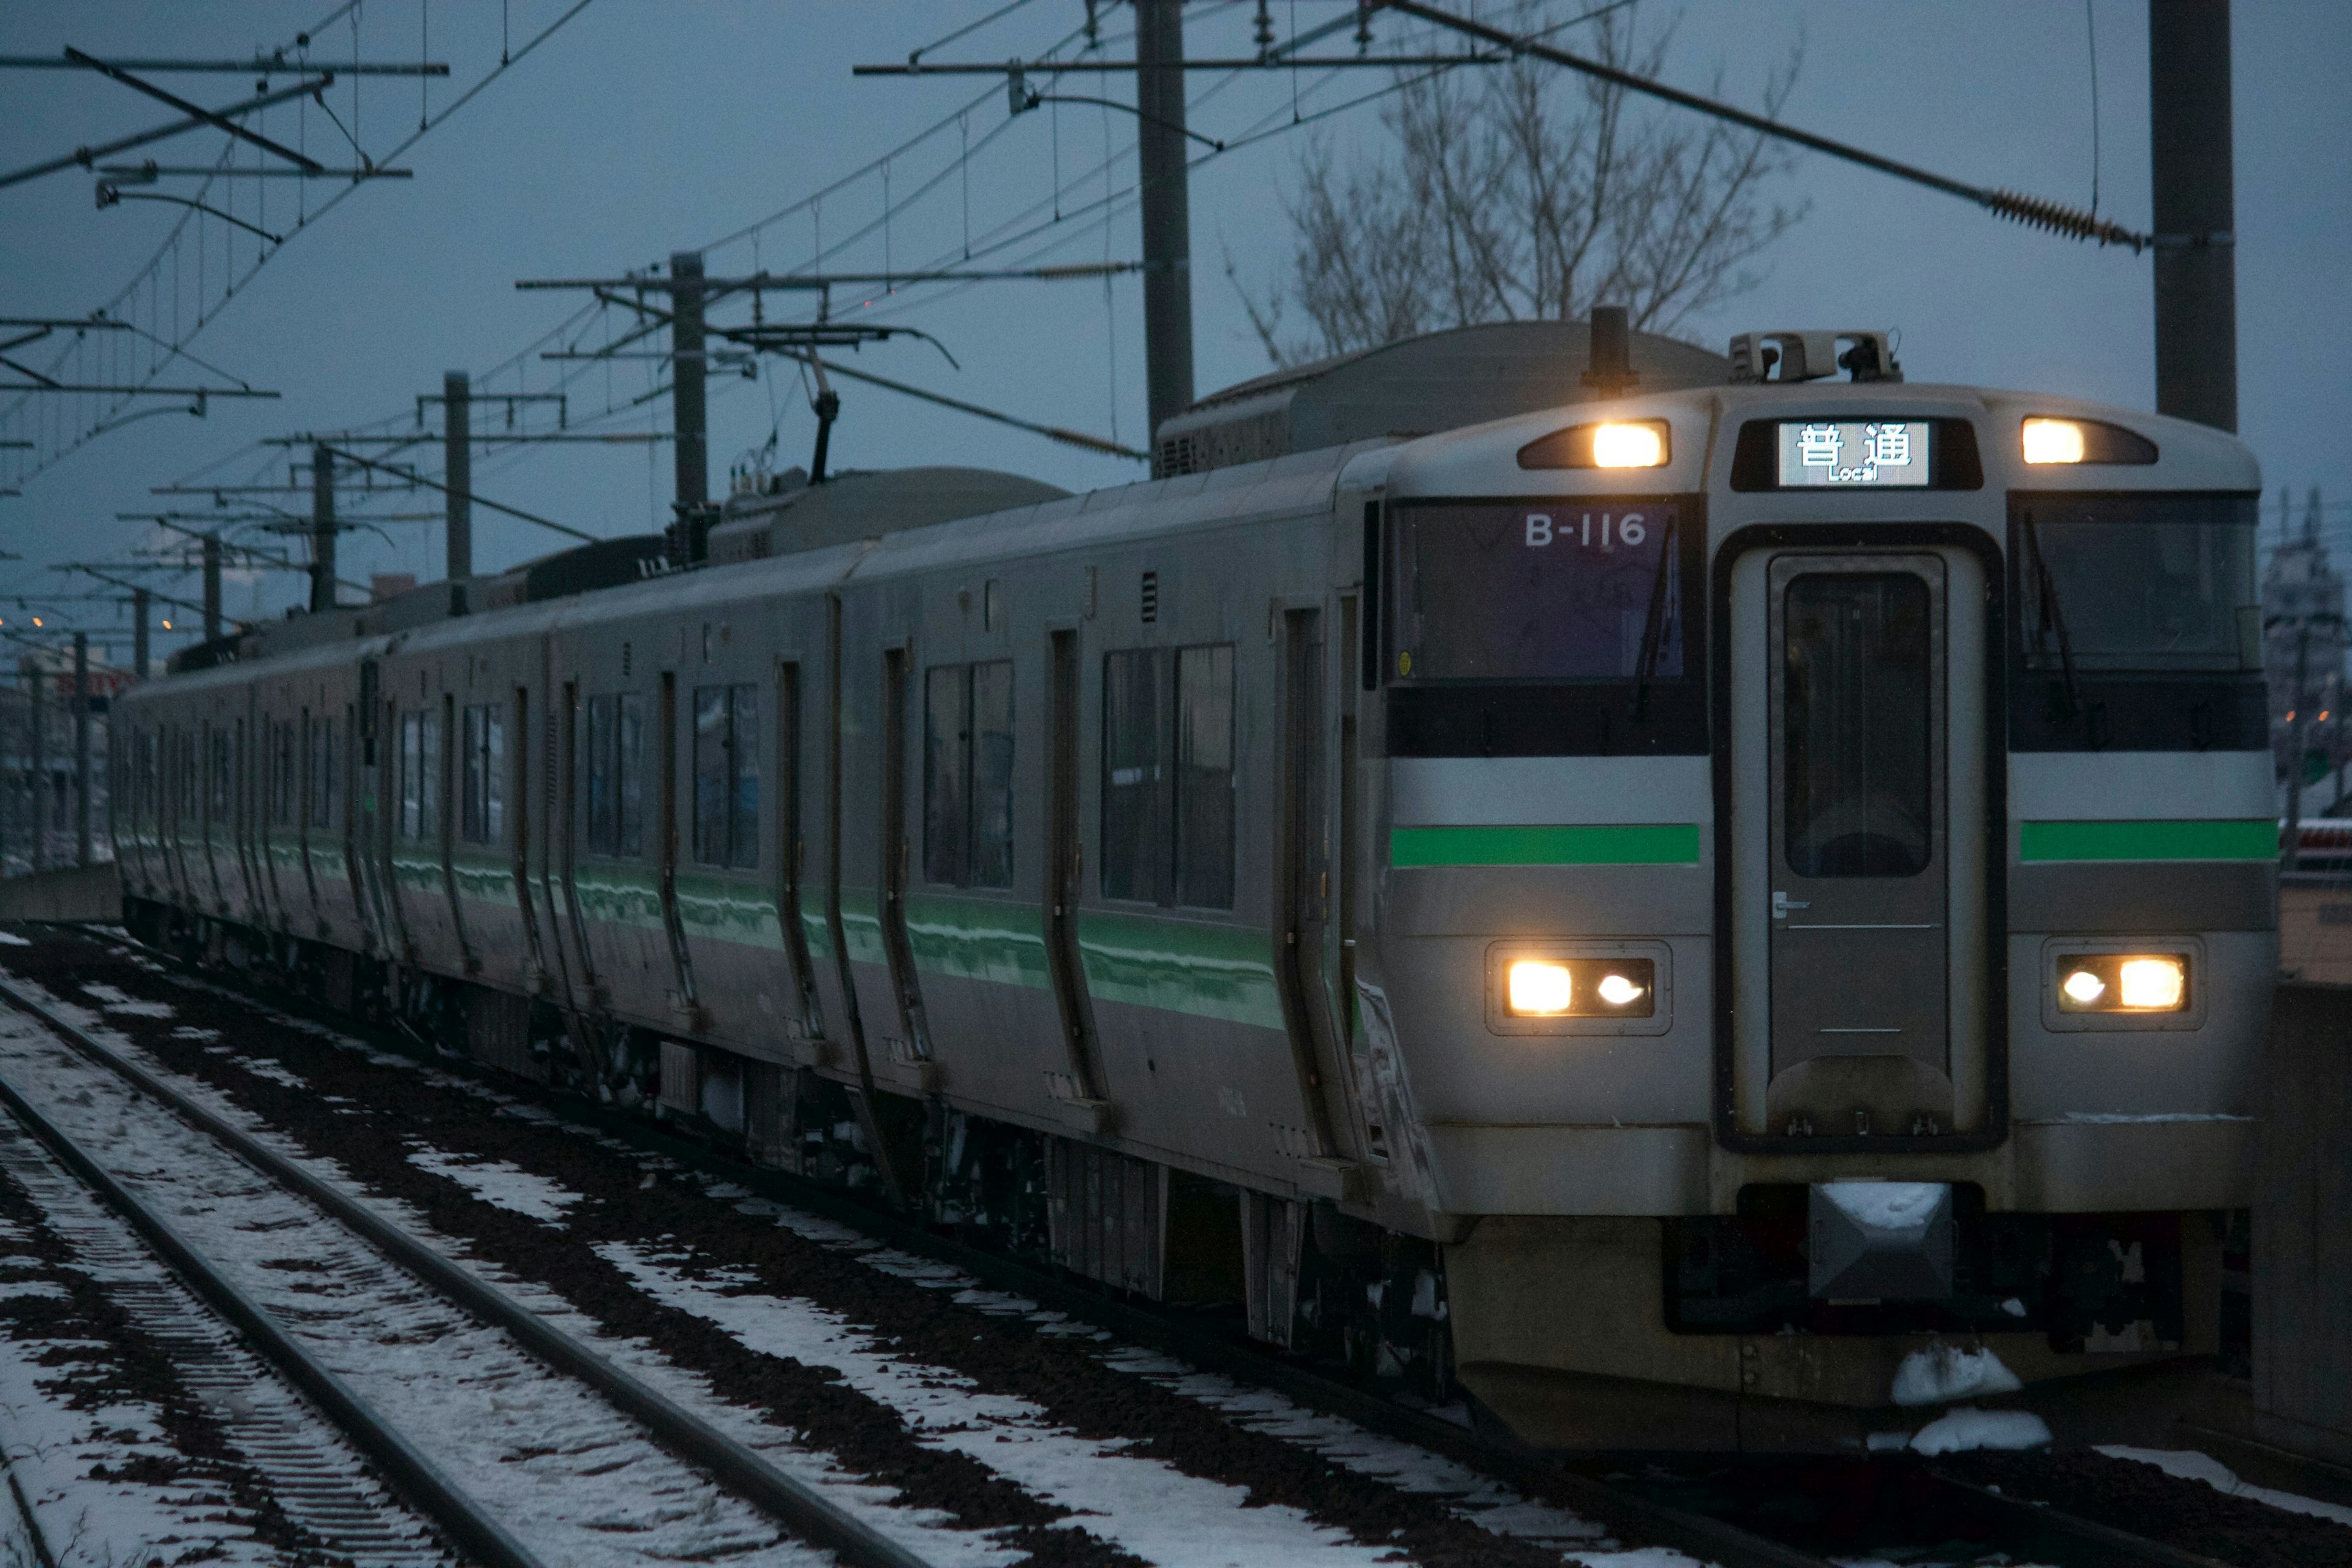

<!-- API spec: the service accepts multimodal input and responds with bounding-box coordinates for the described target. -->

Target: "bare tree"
[1234,6,1807,365]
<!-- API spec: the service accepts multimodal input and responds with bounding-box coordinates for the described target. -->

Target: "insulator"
[1982,189,2149,252]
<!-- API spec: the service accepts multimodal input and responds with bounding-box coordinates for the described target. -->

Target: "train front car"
[1360,333,2269,1450]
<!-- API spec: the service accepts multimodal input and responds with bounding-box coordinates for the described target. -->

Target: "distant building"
[2265,487,2348,810]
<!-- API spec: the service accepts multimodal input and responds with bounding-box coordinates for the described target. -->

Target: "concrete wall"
[2253,982,2352,1471]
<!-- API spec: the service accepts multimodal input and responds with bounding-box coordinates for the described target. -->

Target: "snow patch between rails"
[75,981,174,1018]
[1907,1407,2052,1455]
[0,930,29,946]
[601,1241,1407,1568]
[405,1145,585,1223]
[1891,1343,2023,1406]
[2097,1446,2352,1528]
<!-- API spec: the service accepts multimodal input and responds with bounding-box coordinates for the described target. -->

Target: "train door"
[1728,546,1989,1142]
[1275,609,1345,1161]
[775,660,823,1039]
[876,644,932,1068]
[1044,628,1106,1104]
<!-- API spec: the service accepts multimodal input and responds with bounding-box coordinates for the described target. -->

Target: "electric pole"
[71,631,89,868]
[1135,0,1194,458]
[671,249,709,533]
[25,660,44,872]
[132,587,150,679]
[2149,0,2236,432]
[202,533,222,641]
[444,370,473,579]
[310,442,337,612]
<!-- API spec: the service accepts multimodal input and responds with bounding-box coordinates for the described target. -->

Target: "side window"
[1175,644,1235,908]
[924,665,969,885]
[272,722,295,827]
[586,694,615,854]
[208,729,231,821]
[399,713,421,840]
[1101,649,1164,902]
[461,703,505,845]
[925,660,1016,889]
[617,692,644,856]
[692,684,760,869]
[970,660,1014,888]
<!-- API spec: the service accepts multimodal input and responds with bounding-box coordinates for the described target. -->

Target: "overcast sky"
[2,1,2345,664]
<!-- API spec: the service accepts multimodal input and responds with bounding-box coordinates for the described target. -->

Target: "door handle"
[1772,891,1810,919]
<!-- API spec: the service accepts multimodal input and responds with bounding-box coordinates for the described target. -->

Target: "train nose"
[1807,1181,1955,1302]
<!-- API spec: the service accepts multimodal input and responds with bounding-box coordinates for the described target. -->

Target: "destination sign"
[1774,420,1932,488]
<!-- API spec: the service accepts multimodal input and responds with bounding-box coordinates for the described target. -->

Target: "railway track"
[0,927,2289,1568]
[0,968,937,1568]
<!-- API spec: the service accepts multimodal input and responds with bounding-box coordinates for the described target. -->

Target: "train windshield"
[1389,501,1682,682]
[2013,494,2259,672]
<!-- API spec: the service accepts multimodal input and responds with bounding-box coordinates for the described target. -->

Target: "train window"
[692,684,760,870]
[587,693,647,856]
[1388,502,1682,684]
[925,662,1016,889]
[271,722,295,827]
[398,710,441,842]
[1783,574,1932,878]
[1175,644,1235,908]
[1101,649,1165,902]
[924,665,970,885]
[461,703,505,845]
[2013,494,2258,674]
[208,730,231,821]
[306,715,335,831]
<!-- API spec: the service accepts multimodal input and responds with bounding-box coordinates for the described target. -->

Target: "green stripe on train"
[1389,823,1703,867]
[2019,818,2276,862]
[1076,909,1284,1031]
[903,892,1051,989]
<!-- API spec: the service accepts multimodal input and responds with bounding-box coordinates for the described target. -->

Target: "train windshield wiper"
[2020,510,2082,718]
[1629,514,1679,721]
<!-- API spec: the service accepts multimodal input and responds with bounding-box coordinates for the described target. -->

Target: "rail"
[0,973,935,1568]
[23,933,2255,1568]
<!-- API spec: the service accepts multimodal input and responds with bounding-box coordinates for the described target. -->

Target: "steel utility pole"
[443,370,472,579]
[202,532,222,640]
[132,587,150,679]
[1135,0,1194,454]
[309,442,336,612]
[24,660,45,872]
[2149,0,2236,432]
[71,632,89,867]
[671,250,709,522]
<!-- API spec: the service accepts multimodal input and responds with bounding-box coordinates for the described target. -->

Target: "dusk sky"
[2,2,2345,665]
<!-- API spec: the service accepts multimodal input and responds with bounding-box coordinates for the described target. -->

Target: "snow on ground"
[2098,1445,2352,1528]
[70,982,173,1019]
[405,1142,584,1223]
[1907,1407,2052,1455]
[603,1240,1411,1568]
[0,932,29,947]
[0,1003,837,1568]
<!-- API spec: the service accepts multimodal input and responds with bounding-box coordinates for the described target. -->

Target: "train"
[110,314,2271,1452]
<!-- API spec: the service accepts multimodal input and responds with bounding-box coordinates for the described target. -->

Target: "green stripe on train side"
[1389,823,1703,867]
[903,892,1052,989]
[836,886,889,966]
[673,867,783,948]
[1075,908,1284,1031]
[573,858,666,933]
[2019,818,2277,862]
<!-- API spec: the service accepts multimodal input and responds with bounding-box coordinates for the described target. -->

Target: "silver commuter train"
[113,319,2272,1452]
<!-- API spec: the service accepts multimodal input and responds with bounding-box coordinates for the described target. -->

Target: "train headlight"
[1516,418,1671,469]
[2118,957,2187,1010]
[1595,971,1646,1007]
[2020,415,2160,465]
[2054,953,2190,1013]
[1507,960,1575,1016]
[1591,421,1668,468]
[2022,418,2087,464]
[1500,956,1656,1019]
